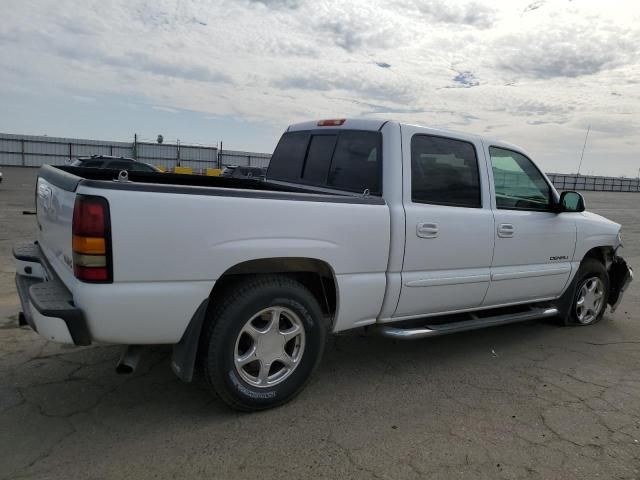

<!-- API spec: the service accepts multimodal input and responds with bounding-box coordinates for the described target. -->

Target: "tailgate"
[36,173,77,282]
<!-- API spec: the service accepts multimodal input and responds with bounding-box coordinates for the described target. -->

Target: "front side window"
[411,135,481,208]
[489,147,551,211]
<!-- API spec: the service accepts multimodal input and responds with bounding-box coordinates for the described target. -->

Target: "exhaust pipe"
[116,345,143,374]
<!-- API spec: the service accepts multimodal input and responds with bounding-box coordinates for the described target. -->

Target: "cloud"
[495,14,640,79]
[152,105,180,113]
[247,0,303,8]
[272,72,415,103]
[0,0,639,175]
[312,5,406,52]
[450,71,479,88]
[117,53,233,84]
[402,0,497,28]
[522,1,545,14]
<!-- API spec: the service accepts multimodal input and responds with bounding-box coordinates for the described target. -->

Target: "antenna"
[577,125,590,175]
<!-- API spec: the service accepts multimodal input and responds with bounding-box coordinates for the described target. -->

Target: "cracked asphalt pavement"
[1,167,639,479]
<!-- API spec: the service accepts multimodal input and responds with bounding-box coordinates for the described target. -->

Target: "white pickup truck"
[15,119,632,411]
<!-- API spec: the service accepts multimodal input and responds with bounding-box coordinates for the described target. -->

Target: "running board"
[376,307,559,340]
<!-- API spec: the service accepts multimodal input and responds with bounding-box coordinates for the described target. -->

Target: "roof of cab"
[287,119,388,132]
[286,118,529,156]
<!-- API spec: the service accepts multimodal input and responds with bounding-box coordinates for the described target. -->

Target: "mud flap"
[170,299,209,382]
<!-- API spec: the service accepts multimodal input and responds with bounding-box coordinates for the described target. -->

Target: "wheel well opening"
[583,247,613,267]
[208,258,337,317]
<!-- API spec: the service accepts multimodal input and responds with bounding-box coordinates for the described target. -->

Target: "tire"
[202,275,327,411]
[567,258,609,326]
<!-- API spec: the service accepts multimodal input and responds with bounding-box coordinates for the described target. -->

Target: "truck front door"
[483,145,576,306]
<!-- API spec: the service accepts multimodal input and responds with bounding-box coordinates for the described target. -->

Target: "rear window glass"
[267,132,309,181]
[267,130,381,195]
[328,131,380,194]
[302,135,336,183]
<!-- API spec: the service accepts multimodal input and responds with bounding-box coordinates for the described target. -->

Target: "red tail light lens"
[73,198,106,236]
[72,195,112,283]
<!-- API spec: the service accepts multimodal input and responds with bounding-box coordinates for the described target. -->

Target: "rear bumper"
[14,241,91,346]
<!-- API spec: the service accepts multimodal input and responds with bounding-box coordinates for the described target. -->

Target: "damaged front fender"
[608,256,633,312]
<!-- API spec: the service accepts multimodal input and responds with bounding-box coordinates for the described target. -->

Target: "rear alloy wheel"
[233,306,306,388]
[202,275,326,411]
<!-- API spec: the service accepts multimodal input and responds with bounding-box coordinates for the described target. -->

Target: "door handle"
[417,222,439,238]
[498,223,514,238]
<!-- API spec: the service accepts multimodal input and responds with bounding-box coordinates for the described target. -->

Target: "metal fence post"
[20,139,25,166]
[133,134,138,159]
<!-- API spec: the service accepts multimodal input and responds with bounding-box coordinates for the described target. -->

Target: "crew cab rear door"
[394,127,494,318]
[483,144,576,305]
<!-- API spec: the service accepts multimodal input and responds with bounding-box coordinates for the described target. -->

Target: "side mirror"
[558,191,585,213]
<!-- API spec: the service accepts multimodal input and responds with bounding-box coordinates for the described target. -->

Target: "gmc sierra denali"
[14,118,632,411]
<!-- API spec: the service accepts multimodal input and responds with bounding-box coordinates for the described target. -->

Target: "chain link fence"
[3,132,640,190]
[547,173,640,192]
[0,132,271,172]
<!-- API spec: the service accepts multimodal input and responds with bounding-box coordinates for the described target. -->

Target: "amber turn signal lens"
[72,235,106,255]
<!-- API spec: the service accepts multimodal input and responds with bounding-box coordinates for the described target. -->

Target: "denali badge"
[550,255,568,261]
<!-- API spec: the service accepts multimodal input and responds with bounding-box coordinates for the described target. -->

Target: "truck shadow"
[9,316,594,418]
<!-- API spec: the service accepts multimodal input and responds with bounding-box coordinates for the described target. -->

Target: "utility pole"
[577,125,590,175]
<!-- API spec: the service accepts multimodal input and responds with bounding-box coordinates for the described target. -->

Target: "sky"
[0,0,639,175]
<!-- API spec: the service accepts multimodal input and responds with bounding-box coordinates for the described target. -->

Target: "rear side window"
[74,159,104,168]
[411,135,481,208]
[268,130,381,194]
[128,162,156,172]
[106,160,133,170]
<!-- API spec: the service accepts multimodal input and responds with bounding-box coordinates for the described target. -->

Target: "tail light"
[72,195,112,282]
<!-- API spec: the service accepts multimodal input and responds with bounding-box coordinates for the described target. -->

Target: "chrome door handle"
[417,222,439,238]
[498,223,514,238]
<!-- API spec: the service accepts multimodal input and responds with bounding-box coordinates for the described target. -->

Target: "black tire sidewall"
[206,279,326,410]
[569,259,609,326]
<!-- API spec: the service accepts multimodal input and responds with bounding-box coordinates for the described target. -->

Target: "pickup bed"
[15,118,632,411]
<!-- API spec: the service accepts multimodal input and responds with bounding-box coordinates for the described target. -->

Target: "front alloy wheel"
[575,277,605,324]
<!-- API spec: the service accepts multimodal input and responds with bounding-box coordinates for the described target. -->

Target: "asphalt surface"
[1,166,639,479]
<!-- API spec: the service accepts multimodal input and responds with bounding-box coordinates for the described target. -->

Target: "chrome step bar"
[376,307,559,340]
